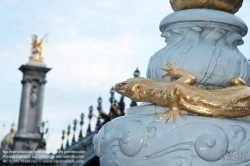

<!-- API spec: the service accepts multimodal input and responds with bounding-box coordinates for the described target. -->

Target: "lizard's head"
[115,77,147,100]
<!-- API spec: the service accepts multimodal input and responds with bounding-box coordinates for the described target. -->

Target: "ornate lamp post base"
[93,104,250,166]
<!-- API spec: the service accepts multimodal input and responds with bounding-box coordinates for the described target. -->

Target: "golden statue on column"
[29,34,48,63]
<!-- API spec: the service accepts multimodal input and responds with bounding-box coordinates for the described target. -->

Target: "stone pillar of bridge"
[14,59,51,151]
[93,1,250,165]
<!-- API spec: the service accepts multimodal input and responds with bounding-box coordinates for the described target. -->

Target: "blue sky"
[1,0,250,153]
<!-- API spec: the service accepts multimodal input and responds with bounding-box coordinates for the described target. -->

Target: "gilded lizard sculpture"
[115,61,250,125]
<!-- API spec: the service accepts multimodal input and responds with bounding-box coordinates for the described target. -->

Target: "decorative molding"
[147,10,250,88]
[38,79,47,85]
[93,105,250,166]
[21,78,32,85]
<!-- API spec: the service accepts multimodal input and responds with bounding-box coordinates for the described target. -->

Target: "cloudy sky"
[1,0,250,153]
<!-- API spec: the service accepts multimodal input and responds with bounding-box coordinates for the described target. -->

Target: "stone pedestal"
[93,104,250,166]
[14,62,51,151]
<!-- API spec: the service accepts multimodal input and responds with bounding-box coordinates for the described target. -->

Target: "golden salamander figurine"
[115,61,250,125]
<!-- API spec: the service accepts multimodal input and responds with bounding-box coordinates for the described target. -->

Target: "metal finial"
[37,121,48,150]
[89,106,93,120]
[109,87,116,104]
[61,130,65,150]
[41,121,45,127]
[66,125,71,148]
[98,96,102,105]
[110,87,115,96]
[62,130,65,140]
[67,125,71,135]
[96,97,103,131]
[97,97,102,111]
[80,113,84,124]
[38,121,48,139]
[87,106,93,136]
[79,113,84,139]
[72,119,77,144]
[73,119,77,130]
[133,68,140,77]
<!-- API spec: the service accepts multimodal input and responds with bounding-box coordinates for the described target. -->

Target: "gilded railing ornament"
[29,34,48,64]
[115,61,250,125]
[170,0,243,14]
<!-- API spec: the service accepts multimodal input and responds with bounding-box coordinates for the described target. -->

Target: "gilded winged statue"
[30,34,48,61]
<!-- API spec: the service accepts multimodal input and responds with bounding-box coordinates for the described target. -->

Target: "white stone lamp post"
[93,1,250,165]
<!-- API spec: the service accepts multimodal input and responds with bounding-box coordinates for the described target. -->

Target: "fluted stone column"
[35,80,46,132]
[14,63,51,151]
[93,4,250,166]
[17,79,32,135]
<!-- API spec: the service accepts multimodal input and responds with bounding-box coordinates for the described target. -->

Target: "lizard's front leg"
[161,60,196,86]
[157,85,186,125]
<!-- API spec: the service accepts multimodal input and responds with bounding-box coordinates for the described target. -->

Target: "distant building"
[1,123,16,151]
